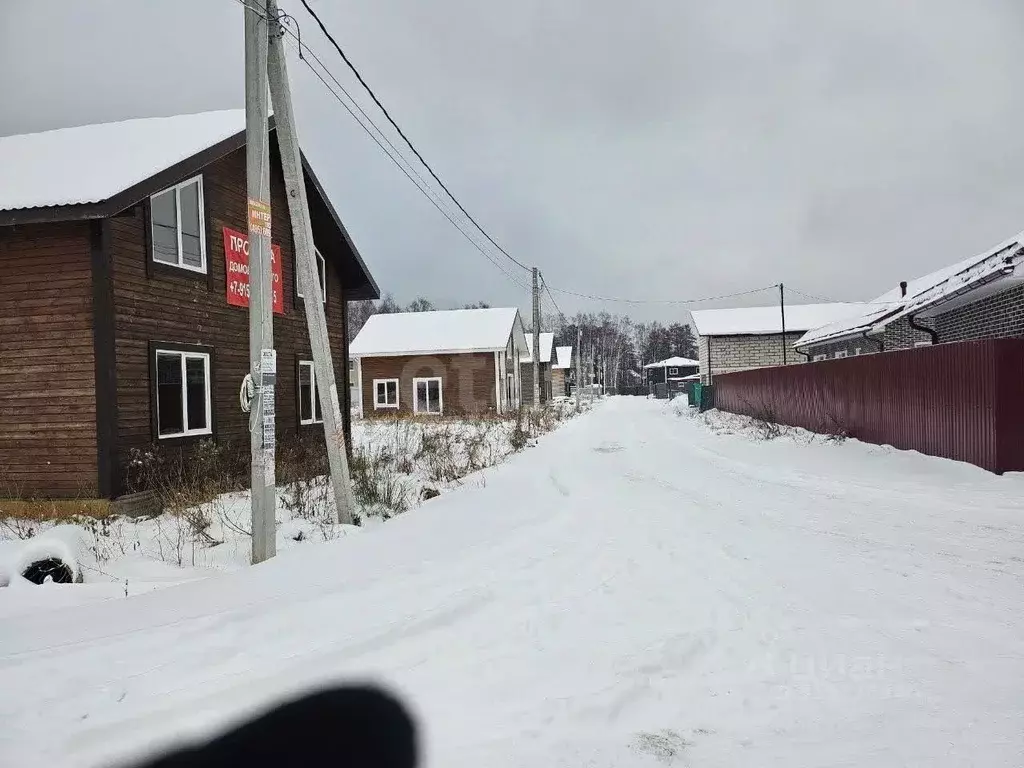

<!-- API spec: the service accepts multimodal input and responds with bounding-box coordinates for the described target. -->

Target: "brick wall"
[799,281,1024,360]
[806,336,881,360]
[699,332,805,383]
[936,282,1024,342]
[883,316,936,350]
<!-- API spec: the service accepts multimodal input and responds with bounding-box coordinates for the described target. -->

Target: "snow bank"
[0,524,85,586]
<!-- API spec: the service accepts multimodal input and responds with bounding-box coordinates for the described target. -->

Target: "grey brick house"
[691,303,867,384]
[795,231,1024,358]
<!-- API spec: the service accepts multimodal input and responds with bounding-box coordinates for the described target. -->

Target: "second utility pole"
[267,0,358,524]
[779,282,788,366]
[245,0,275,564]
[531,267,541,408]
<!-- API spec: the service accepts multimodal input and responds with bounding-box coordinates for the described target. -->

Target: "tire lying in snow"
[2,525,86,585]
[21,556,77,585]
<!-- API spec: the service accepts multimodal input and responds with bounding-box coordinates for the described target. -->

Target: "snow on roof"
[0,110,246,211]
[553,345,573,369]
[795,303,902,347]
[521,333,555,364]
[690,303,867,337]
[797,230,1024,348]
[643,356,699,369]
[350,308,524,357]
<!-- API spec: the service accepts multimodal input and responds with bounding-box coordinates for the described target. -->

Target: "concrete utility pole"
[575,327,582,410]
[267,1,358,525]
[779,282,788,366]
[531,267,541,408]
[245,0,275,565]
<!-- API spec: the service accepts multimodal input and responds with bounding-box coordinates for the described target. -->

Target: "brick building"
[796,231,1024,358]
[690,303,867,384]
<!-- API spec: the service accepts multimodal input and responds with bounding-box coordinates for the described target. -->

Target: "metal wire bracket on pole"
[267,0,358,525]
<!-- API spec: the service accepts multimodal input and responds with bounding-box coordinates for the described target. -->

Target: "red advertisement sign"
[223,227,284,315]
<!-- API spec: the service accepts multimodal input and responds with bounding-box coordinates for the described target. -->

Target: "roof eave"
[351,347,508,358]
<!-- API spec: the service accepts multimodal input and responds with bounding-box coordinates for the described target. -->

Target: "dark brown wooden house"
[350,308,527,417]
[0,110,378,501]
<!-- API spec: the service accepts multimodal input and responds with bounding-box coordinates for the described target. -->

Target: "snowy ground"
[0,406,577,592]
[1,397,1023,766]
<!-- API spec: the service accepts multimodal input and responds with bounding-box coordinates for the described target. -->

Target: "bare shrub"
[125,440,243,516]
[350,445,409,519]
[821,413,850,444]
[418,423,463,483]
[510,409,530,452]
[0,517,39,541]
[277,436,335,526]
[740,398,784,441]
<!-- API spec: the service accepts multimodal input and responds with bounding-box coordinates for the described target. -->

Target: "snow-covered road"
[2,397,1023,767]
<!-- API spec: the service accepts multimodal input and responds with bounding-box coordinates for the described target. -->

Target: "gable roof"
[643,356,700,369]
[0,110,378,299]
[796,230,1024,348]
[553,345,573,369]
[521,332,555,364]
[691,303,867,337]
[0,110,247,212]
[350,308,526,357]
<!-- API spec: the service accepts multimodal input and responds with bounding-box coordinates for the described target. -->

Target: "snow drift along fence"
[712,339,1024,474]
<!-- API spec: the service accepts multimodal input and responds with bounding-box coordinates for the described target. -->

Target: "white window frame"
[374,378,399,410]
[854,347,862,356]
[834,350,849,359]
[298,360,323,425]
[154,348,212,439]
[914,341,932,348]
[668,367,679,375]
[297,248,328,304]
[149,174,207,273]
[812,354,827,362]
[413,376,443,415]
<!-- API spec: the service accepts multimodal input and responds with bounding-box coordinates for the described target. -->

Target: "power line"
[543,283,779,306]
[785,286,840,303]
[297,0,531,274]
[299,54,531,290]
[230,0,531,292]
[539,272,565,318]
[232,1,788,310]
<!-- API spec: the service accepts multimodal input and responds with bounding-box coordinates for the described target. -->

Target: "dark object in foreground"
[132,686,417,768]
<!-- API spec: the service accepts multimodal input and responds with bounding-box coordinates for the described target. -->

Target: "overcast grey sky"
[3,0,1024,322]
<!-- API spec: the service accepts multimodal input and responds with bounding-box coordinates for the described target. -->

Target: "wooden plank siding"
[0,222,99,497]
[108,138,352,494]
[359,353,498,417]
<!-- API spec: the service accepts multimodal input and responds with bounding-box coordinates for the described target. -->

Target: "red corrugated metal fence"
[712,339,1024,473]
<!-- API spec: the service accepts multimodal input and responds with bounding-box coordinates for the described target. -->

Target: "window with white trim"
[374,378,399,409]
[835,350,849,359]
[812,354,827,362]
[854,347,862,356]
[413,377,442,415]
[298,361,323,425]
[150,175,206,272]
[668,367,679,375]
[155,348,211,438]
[297,248,327,304]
